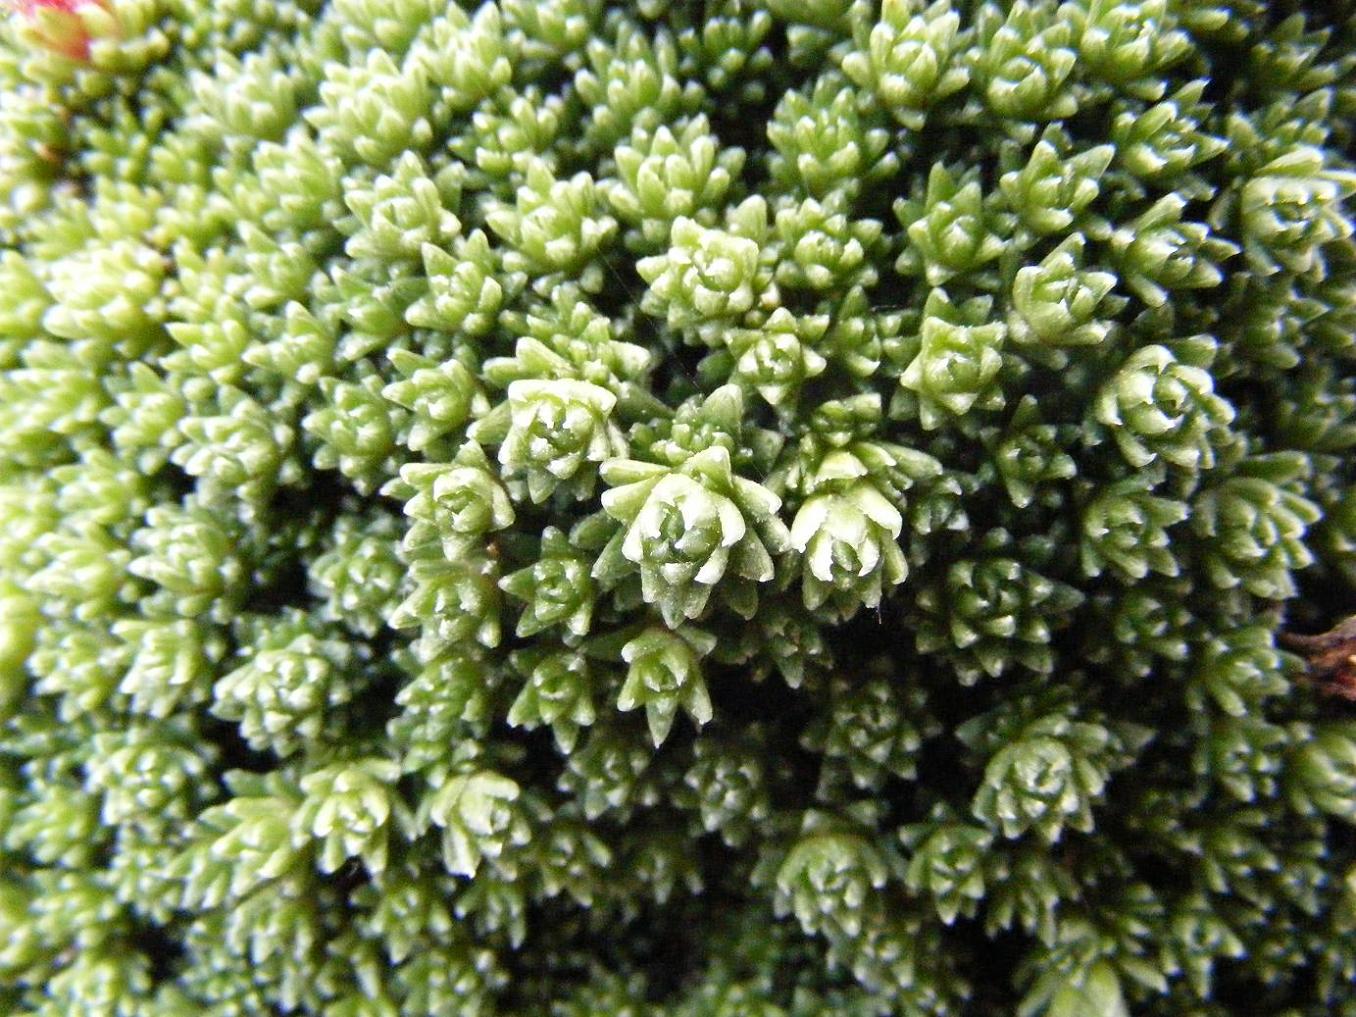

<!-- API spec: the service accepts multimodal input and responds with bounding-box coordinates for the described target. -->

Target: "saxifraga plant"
[2,0,1356,1014]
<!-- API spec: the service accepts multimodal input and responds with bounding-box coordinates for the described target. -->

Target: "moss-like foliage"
[2,1,1356,1014]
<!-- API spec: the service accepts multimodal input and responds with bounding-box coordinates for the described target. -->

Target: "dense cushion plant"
[2,0,1356,1014]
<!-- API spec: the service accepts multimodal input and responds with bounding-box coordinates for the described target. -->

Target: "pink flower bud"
[8,0,116,62]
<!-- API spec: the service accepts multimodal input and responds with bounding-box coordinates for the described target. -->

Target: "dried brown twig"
[1280,615,1356,701]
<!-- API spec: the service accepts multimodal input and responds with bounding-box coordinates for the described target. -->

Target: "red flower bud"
[7,0,116,62]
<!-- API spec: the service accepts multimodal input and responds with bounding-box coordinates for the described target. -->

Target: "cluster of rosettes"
[2,1,1356,1015]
